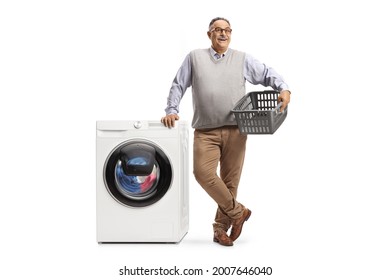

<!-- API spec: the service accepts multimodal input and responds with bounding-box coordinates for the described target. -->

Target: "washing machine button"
[133,121,142,129]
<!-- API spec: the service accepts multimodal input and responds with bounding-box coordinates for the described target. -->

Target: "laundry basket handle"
[274,102,285,114]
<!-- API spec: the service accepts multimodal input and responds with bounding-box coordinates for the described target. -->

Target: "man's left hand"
[277,90,291,112]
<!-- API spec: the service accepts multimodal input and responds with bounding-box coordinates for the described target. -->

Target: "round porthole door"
[104,140,173,207]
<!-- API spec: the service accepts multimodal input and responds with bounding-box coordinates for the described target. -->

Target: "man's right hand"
[161,114,180,128]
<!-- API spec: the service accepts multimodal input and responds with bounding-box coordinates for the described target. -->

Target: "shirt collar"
[210,48,229,60]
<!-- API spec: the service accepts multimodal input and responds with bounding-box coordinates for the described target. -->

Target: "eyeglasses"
[210,27,232,34]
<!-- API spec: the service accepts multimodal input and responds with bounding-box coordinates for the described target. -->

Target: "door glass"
[104,140,172,207]
[114,159,160,200]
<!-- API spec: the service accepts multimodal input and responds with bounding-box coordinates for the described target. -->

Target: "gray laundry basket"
[231,90,288,134]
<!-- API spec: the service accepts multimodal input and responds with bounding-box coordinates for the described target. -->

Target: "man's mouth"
[218,37,227,42]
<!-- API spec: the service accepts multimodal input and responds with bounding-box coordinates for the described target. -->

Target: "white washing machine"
[96,120,189,243]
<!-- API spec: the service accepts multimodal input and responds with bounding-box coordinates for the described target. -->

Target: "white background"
[1,0,389,279]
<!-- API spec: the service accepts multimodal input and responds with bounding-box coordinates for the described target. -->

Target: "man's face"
[207,20,231,53]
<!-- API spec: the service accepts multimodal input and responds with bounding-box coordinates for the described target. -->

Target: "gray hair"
[208,17,231,30]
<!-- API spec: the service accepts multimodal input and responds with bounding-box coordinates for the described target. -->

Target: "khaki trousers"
[193,126,247,231]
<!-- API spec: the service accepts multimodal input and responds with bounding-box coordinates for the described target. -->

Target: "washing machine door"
[104,140,172,207]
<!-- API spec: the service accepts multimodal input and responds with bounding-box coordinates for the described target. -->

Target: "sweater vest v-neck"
[190,48,246,129]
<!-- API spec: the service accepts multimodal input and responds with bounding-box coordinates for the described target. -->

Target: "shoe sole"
[245,209,252,222]
[213,237,233,246]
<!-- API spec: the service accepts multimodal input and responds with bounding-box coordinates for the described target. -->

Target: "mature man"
[161,17,290,246]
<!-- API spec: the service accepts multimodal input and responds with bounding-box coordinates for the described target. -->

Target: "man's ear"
[207,31,211,39]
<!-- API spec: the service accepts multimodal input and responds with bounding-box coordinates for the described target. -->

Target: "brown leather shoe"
[230,208,252,241]
[213,228,233,246]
